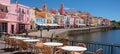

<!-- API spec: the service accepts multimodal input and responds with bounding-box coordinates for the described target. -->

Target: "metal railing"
[3,34,120,54]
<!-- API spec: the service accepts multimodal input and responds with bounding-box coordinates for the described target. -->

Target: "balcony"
[0,12,7,18]
[19,13,24,17]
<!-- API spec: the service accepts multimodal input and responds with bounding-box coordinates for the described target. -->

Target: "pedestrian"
[47,25,50,31]
[24,29,28,37]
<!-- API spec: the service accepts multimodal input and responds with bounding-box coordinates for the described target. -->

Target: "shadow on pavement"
[0,48,19,52]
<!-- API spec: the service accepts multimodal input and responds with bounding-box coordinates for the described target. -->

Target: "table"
[61,46,87,54]
[43,42,63,54]
[9,36,30,40]
[23,39,40,42]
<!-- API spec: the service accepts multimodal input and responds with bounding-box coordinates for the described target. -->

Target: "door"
[11,25,14,34]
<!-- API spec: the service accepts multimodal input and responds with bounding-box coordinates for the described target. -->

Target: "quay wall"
[57,27,111,37]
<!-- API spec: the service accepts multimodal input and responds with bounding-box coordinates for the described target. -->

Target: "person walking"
[47,25,50,31]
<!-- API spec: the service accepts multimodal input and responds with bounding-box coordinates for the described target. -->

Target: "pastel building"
[0,0,18,34]
[35,10,46,29]
[78,17,85,27]
[91,16,98,26]
[64,16,70,28]
[10,2,30,33]
[80,12,90,26]
[29,8,35,30]
[52,15,58,26]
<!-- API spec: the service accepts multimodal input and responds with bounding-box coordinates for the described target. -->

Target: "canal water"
[68,29,120,44]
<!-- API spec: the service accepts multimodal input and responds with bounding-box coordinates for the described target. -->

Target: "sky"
[11,0,120,21]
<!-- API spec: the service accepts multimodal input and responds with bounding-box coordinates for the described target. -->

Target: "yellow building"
[91,16,98,26]
[29,8,35,30]
[97,18,102,26]
[35,11,53,26]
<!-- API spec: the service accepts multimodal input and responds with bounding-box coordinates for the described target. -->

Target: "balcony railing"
[0,12,7,18]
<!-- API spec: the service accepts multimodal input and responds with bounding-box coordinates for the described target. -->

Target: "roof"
[35,11,47,18]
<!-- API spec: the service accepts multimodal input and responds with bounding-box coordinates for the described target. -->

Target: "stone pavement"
[23,28,70,38]
[22,28,90,38]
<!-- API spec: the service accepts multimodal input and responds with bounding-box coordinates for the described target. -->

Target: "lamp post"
[39,26,43,38]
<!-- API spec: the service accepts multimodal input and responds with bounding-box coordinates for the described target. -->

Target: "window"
[19,8,21,13]
[27,10,29,14]
[18,17,24,22]
[5,6,8,12]
[27,17,29,22]
[22,9,25,14]
[1,22,7,32]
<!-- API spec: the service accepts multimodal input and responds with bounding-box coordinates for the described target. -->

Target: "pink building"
[0,0,17,34]
[0,0,30,34]
[10,3,30,33]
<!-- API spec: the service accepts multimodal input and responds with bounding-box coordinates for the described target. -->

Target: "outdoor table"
[23,39,40,43]
[61,46,87,54]
[43,42,63,54]
[9,36,30,40]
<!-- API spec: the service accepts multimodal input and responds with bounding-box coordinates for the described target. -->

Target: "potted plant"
[55,35,61,42]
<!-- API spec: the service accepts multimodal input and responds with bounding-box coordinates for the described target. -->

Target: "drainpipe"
[0,23,2,37]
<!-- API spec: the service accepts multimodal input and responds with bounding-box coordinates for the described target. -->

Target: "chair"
[4,37,11,48]
[43,46,62,54]
[60,39,69,46]
[95,48,102,54]
[70,52,82,54]
[85,48,102,54]
[54,50,62,54]
[34,41,44,54]
[73,43,86,54]
[44,46,52,54]
[76,43,86,47]
[9,38,18,50]
[41,38,47,43]
[18,40,30,54]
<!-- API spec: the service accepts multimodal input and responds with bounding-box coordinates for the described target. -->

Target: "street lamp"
[39,26,43,38]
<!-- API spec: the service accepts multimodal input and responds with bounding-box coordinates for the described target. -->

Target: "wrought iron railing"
[3,34,120,54]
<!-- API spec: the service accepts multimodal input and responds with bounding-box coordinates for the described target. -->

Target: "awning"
[18,22,30,25]
[78,24,86,26]
[37,24,59,26]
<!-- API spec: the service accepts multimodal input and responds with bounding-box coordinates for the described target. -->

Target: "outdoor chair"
[17,40,31,54]
[34,41,45,54]
[54,50,62,54]
[9,38,18,50]
[70,52,82,54]
[76,43,86,47]
[4,37,11,48]
[74,43,86,54]
[44,46,52,54]
[60,39,69,46]
[41,37,47,43]
[85,48,102,54]
[95,48,102,54]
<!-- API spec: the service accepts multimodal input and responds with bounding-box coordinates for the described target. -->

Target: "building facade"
[10,3,30,33]
[0,0,18,34]
[29,8,35,30]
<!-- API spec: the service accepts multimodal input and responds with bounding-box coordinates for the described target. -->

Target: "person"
[24,29,28,37]
[47,25,50,31]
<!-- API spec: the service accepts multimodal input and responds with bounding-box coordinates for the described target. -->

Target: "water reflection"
[68,30,120,44]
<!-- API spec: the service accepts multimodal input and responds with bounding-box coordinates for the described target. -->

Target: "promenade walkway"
[22,27,90,38]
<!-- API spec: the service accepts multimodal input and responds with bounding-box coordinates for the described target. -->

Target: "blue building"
[34,18,46,29]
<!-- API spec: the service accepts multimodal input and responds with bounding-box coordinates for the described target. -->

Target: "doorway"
[11,25,14,34]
